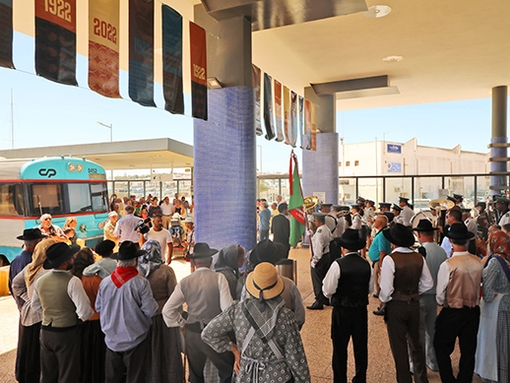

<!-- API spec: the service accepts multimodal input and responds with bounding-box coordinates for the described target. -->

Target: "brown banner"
[283,85,291,145]
[274,79,284,142]
[0,0,14,69]
[252,64,262,135]
[190,21,207,120]
[89,0,120,98]
[35,0,77,85]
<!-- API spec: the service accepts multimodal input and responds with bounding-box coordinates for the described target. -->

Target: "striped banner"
[190,21,207,120]
[283,85,291,145]
[89,0,120,98]
[299,96,304,149]
[129,0,155,106]
[262,72,275,140]
[311,101,317,151]
[290,91,298,147]
[162,5,183,114]
[273,79,284,142]
[304,99,313,150]
[252,64,262,136]
[0,0,14,69]
[35,0,77,85]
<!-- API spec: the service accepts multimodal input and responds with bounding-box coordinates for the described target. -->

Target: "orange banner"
[88,0,120,98]
[35,0,76,33]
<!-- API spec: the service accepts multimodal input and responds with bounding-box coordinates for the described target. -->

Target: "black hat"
[111,241,146,260]
[383,223,415,247]
[412,219,438,232]
[392,204,402,212]
[249,239,284,266]
[382,211,395,222]
[351,204,360,209]
[475,201,486,209]
[319,203,332,209]
[95,240,116,257]
[379,202,391,208]
[366,200,375,205]
[445,223,475,240]
[496,197,510,206]
[453,193,464,200]
[461,208,471,214]
[446,196,457,203]
[357,196,366,203]
[16,228,46,241]
[338,228,367,251]
[312,212,327,222]
[188,242,218,259]
[43,243,80,269]
[399,197,409,202]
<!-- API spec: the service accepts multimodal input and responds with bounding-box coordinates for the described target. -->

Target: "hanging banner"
[299,96,304,149]
[262,73,275,140]
[290,91,298,147]
[89,0,120,98]
[190,21,207,120]
[304,99,313,150]
[273,79,284,142]
[283,85,291,145]
[129,0,155,106]
[162,5,183,114]
[252,65,263,136]
[0,0,14,69]
[35,0,77,85]
[311,101,317,151]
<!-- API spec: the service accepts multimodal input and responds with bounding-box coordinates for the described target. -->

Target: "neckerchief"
[111,266,138,288]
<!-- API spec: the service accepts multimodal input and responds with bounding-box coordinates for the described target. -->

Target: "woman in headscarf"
[11,238,57,383]
[214,244,245,300]
[139,239,183,383]
[202,262,311,383]
[475,230,510,383]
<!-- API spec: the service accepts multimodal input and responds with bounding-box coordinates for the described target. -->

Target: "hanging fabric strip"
[273,79,284,142]
[162,5,184,114]
[189,21,207,120]
[304,99,312,150]
[298,96,304,149]
[35,0,77,85]
[129,0,156,106]
[89,0,121,98]
[263,72,275,140]
[283,85,291,145]
[252,64,263,136]
[311,101,317,151]
[0,0,14,69]
[290,91,298,147]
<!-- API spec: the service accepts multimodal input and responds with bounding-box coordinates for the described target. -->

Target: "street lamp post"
[97,122,113,181]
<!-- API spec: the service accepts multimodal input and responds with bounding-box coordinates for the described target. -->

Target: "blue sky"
[0,33,500,174]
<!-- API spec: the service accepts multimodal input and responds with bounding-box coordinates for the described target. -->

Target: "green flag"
[288,151,305,247]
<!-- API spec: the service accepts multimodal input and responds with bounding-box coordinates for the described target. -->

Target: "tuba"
[303,195,320,234]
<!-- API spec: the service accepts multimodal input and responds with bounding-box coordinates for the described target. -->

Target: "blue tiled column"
[302,132,339,204]
[193,87,257,251]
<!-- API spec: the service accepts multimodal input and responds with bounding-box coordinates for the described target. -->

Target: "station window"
[355,160,359,166]
[346,161,350,166]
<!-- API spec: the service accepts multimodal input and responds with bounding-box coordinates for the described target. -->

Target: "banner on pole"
[252,64,263,136]
[283,85,290,145]
[274,79,284,142]
[190,21,207,120]
[290,91,298,147]
[263,72,275,140]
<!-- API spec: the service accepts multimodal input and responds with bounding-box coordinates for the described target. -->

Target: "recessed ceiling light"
[382,55,404,62]
[363,5,392,19]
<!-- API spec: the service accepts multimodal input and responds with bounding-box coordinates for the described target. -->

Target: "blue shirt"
[368,230,392,262]
[9,250,32,300]
[96,273,158,352]
[259,208,271,231]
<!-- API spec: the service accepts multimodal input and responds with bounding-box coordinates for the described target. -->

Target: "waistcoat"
[37,272,77,327]
[390,251,423,302]
[181,268,221,325]
[332,253,371,307]
[445,254,483,308]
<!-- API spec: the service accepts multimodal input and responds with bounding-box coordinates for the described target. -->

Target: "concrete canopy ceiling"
[194,0,510,111]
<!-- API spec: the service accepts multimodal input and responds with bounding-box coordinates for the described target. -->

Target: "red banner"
[190,21,207,120]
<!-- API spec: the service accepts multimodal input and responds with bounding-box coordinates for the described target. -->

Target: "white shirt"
[499,211,510,227]
[114,214,142,243]
[379,247,434,303]
[144,228,172,257]
[400,206,414,227]
[310,225,332,268]
[464,217,477,236]
[440,235,453,258]
[351,213,362,230]
[160,202,175,216]
[322,253,374,298]
[31,270,94,322]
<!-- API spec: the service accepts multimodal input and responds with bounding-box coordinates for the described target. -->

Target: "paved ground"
[0,248,482,382]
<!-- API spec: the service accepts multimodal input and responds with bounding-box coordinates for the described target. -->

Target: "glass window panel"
[91,183,108,212]
[0,183,24,216]
[67,184,92,213]
[114,182,128,198]
[31,183,64,216]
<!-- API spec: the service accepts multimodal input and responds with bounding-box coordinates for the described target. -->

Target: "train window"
[31,184,64,216]
[0,183,24,216]
[67,183,92,213]
[90,183,108,212]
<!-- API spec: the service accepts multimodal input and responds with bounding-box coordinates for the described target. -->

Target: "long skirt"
[497,311,510,383]
[146,314,183,383]
[16,320,41,383]
[80,319,106,383]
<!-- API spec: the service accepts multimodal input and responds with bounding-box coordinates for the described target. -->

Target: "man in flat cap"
[440,207,462,258]
[392,204,403,225]
[379,202,392,213]
[350,204,363,230]
[495,196,510,226]
[332,205,350,238]
[398,197,414,227]
[32,242,93,383]
[308,212,332,310]
[453,193,465,208]
[96,241,159,383]
[163,243,234,383]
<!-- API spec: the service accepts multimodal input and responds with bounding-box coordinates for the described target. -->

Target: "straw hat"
[245,262,284,301]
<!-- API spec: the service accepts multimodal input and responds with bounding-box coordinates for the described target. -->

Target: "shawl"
[25,238,57,287]
[242,296,284,344]
[138,239,163,278]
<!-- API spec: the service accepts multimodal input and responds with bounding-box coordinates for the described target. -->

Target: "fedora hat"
[445,222,475,240]
[245,262,284,301]
[412,219,438,232]
[94,240,116,257]
[188,242,218,259]
[17,228,46,241]
[43,242,80,269]
[383,223,415,247]
[249,239,283,266]
[111,241,146,260]
[338,228,366,251]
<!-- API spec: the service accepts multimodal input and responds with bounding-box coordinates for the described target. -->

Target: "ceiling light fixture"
[363,5,392,19]
[382,55,403,62]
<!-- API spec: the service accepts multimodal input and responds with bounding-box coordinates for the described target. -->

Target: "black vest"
[331,253,371,308]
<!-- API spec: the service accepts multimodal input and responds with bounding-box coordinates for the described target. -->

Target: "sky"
[0,32,501,175]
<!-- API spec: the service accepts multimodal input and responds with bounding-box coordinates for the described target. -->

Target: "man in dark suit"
[271,202,290,257]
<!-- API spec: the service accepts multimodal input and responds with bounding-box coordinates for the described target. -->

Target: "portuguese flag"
[288,150,305,247]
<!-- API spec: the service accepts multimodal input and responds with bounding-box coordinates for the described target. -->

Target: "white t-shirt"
[144,228,172,257]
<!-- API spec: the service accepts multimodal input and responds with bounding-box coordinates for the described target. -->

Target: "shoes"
[372,293,379,298]
[373,307,385,316]
[307,301,324,310]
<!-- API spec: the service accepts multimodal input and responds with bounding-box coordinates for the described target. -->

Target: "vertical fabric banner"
[89,0,120,98]
[311,102,317,151]
[162,5,183,114]
[288,150,305,247]
[304,99,313,150]
[129,0,155,107]
[263,73,275,141]
[274,79,284,142]
[190,21,207,120]
[35,0,77,85]
[283,85,291,145]
[299,96,304,149]
[290,91,298,147]
[252,65,263,136]
[0,0,14,69]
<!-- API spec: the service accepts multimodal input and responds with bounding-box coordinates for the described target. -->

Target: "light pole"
[257,145,263,173]
[97,122,113,181]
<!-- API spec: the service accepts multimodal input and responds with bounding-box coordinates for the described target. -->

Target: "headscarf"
[489,230,510,264]
[214,244,240,278]
[25,238,57,286]
[139,240,163,278]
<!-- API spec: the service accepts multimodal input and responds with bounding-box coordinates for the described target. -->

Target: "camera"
[137,218,152,234]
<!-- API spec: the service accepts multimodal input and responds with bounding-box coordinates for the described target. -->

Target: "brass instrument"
[303,195,320,234]
[429,198,455,211]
